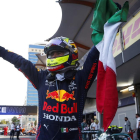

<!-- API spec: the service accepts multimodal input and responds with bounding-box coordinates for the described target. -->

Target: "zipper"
[51,79,61,140]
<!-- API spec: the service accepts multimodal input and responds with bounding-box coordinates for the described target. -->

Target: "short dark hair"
[125,117,128,120]
[136,113,140,116]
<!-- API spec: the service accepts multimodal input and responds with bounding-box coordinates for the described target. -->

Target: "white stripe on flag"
[96,21,122,131]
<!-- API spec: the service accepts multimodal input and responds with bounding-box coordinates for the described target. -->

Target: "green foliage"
[0,119,6,124]
[11,116,20,124]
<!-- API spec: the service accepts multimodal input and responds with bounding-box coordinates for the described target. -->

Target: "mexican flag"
[61,128,69,133]
[91,0,129,131]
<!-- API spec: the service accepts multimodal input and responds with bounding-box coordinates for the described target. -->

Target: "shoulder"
[137,118,140,121]
[138,118,140,121]
[93,123,96,126]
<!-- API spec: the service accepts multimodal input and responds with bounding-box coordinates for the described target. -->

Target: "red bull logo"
[46,90,75,102]
[43,101,77,114]
[46,90,59,99]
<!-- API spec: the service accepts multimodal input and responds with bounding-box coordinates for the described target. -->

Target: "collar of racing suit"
[46,70,77,81]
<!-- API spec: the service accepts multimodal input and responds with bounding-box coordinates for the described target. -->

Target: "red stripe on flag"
[103,66,118,131]
[96,62,118,131]
[66,128,68,132]
[96,61,106,113]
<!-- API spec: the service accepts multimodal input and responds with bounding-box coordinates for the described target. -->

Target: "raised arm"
[0,46,45,90]
[79,46,99,91]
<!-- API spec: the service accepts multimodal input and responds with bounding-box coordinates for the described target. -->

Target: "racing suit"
[0,46,99,140]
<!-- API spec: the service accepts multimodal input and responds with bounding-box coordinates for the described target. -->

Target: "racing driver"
[0,36,99,140]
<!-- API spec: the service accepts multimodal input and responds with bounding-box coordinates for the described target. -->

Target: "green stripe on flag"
[91,0,129,45]
[108,1,129,23]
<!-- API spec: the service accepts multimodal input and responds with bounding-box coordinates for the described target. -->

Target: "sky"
[0,0,62,120]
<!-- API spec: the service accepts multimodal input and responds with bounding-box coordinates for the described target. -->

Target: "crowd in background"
[81,118,100,140]
[10,122,21,139]
[80,113,140,140]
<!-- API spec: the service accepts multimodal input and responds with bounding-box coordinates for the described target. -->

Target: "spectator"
[16,124,21,140]
[90,118,95,139]
[94,119,100,130]
[10,122,15,139]
[90,118,95,130]
[5,126,8,136]
[124,117,131,133]
[81,118,87,140]
[90,118,100,138]
[136,113,140,139]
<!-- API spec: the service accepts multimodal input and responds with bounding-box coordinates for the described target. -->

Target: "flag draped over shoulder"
[91,0,129,131]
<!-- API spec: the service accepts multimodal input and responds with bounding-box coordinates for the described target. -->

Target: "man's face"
[124,118,127,121]
[48,50,68,59]
[136,115,138,118]
[50,51,65,58]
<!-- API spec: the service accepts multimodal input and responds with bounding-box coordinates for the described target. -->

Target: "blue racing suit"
[0,46,99,140]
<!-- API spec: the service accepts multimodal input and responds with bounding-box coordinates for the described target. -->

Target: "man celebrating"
[0,37,99,140]
[0,0,129,137]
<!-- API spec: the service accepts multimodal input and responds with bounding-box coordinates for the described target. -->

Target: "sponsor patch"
[43,113,77,122]
[69,128,78,131]
[61,128,69,133]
